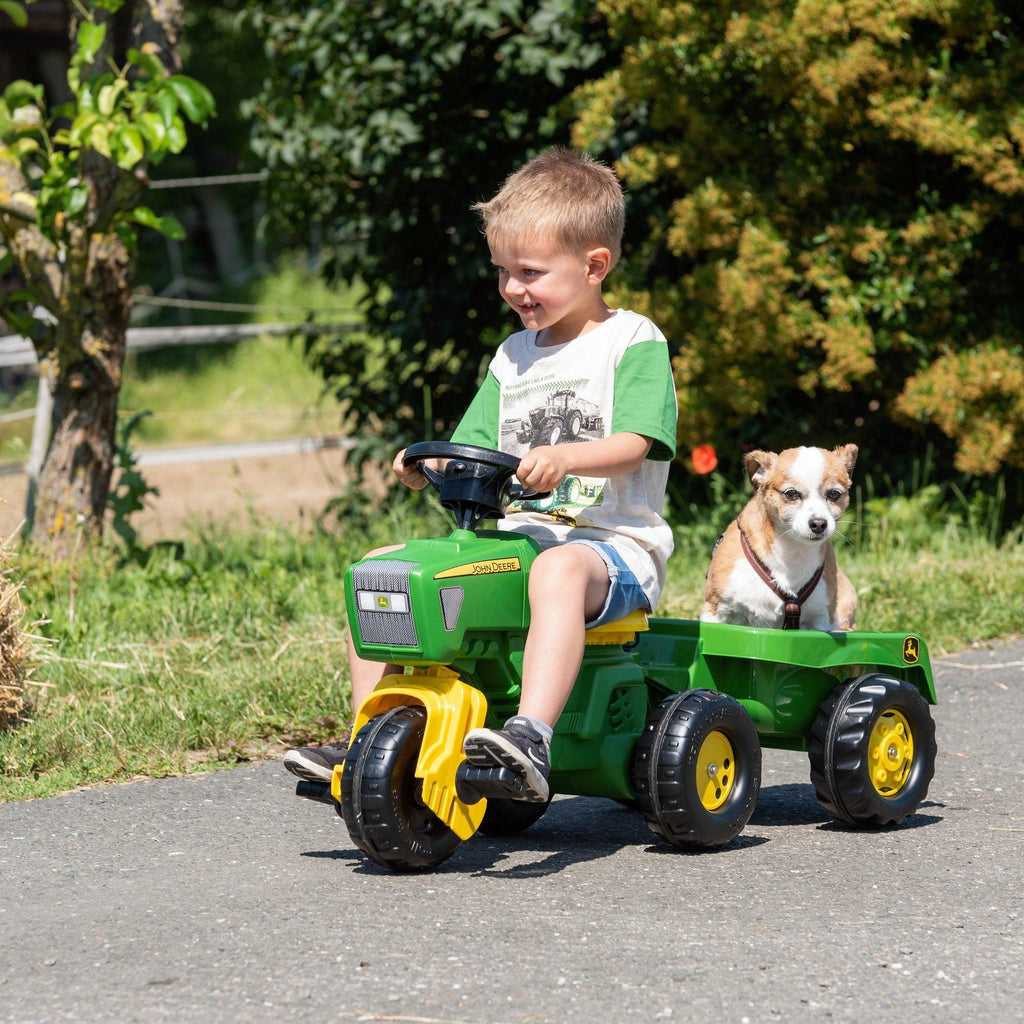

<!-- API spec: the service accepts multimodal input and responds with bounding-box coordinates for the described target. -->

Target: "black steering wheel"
[402,441,550,530]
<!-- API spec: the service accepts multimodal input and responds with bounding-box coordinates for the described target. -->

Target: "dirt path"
[0,446,351,542]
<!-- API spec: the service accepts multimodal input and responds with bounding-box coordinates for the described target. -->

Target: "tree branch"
[0,158,62,314]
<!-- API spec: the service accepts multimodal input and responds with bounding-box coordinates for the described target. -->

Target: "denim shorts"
[568,540,650,629]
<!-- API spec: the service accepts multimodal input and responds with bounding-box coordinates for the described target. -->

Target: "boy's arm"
[516,433,652,493]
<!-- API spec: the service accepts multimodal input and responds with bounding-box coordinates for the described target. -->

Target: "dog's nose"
[809,516,828,535]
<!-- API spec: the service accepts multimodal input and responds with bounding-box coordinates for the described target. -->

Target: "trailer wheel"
[341,706,462,871]
[477,795,552,837]
[631,689,761,849]
[809,674,936,827]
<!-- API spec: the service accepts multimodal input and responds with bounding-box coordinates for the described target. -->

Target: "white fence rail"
[0,321,356,370]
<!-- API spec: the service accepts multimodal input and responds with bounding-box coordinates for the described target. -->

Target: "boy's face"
[488,233,610,346]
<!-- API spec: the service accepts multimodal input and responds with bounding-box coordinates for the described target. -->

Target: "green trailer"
[296,443,937,871]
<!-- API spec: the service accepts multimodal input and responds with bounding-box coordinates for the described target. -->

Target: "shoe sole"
[283,751,335,783]
[463,730,550,803]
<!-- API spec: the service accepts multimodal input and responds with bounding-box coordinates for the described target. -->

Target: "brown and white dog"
[701,445,858,631]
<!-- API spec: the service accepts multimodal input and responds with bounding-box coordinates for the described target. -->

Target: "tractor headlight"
[352,560,418,647]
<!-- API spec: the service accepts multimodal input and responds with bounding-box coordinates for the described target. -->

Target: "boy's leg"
[462,544,610,801]
[519,543,611,725]
[284,543,406,782]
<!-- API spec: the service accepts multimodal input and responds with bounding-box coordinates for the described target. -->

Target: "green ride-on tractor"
[295,442,938,872]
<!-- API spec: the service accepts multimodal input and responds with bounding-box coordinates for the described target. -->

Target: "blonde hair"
[473,148,626,268]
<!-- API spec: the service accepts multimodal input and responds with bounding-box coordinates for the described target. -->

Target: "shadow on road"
[296,784,939,876]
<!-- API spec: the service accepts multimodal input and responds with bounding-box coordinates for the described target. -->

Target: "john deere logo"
[376,595,391,610]
[903,636,920,664]
[435,557,522,580]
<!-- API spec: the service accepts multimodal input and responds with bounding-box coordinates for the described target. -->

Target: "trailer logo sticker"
[434,557,522,580]
[902,636,920,664]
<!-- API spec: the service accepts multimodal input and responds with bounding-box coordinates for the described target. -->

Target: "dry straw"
[0,531,33,730]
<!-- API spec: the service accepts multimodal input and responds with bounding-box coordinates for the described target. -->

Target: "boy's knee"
[365,543,406,559]
[530,544,604,586]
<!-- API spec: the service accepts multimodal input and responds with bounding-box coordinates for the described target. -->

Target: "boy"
[285,148,676,802]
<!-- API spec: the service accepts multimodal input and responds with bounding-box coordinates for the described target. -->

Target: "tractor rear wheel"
[341,706,462,871]
[631,689,761,849]
[809,674,936,827]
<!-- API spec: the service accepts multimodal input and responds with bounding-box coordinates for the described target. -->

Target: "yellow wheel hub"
[868,709,914,796]
[696,730,735,811]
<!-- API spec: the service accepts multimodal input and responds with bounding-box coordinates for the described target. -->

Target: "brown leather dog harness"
[737,518,824,629]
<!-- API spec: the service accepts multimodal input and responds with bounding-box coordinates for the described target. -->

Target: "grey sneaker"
[283,743,348,783]
[462,716,550,802]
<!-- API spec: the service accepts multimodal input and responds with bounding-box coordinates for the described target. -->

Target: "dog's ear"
[744,450,776,491]
[835,443,858,476]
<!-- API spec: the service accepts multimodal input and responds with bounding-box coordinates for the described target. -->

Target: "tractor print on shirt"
[514,389,604,448]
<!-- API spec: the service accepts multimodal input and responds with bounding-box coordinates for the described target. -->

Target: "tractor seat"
[584,609,650,646]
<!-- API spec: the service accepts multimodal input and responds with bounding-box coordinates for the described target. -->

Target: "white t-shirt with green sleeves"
[451,308,677,610]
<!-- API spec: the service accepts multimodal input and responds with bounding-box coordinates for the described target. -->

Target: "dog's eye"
[826,489,844,502]
[782,488,801,502]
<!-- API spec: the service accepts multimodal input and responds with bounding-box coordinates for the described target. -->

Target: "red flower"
[691,444,718,475]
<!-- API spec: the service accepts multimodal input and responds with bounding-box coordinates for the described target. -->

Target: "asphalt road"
[2,641,1022,1024]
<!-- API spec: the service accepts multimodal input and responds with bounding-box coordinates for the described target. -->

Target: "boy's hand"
[393,448,435,490]
[515,433,654,493]
[515,445,571,492]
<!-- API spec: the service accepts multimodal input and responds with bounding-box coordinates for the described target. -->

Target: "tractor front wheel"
[341,706,462,871]
[808,674,936,827]
[631,689,761,849]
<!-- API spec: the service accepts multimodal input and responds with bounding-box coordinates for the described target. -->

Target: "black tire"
[340,706,462,871]
[477,795,552,837]
[567,410,583,438]
[541,417,563,445]
[631,689,761,849]
[808,674,937,827]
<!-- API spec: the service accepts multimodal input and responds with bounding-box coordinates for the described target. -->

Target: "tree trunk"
[29,231,133,553]
[18,0,184,555]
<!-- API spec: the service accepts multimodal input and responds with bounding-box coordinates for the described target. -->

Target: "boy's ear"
[586,247,612,282]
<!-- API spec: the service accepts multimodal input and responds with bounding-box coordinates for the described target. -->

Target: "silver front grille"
[352,559,418,647]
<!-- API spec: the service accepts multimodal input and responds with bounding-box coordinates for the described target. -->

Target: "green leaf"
[154,89,177,128]
[65,184,90,218]
[7,136,39,159]
[75,21,107,64]
[97,80,128,116]
[165,118,187,154]
[88,120,112,158]
[0,1,28,28]
[114,125,146,169]
[130,206,184,239]
[69,112,101,147]
[2,79,44,111]
[126,47,165,81]
[136,111,168,151]
[165,76,216,124]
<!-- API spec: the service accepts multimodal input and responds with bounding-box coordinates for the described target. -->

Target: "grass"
[1,485,1021,802]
